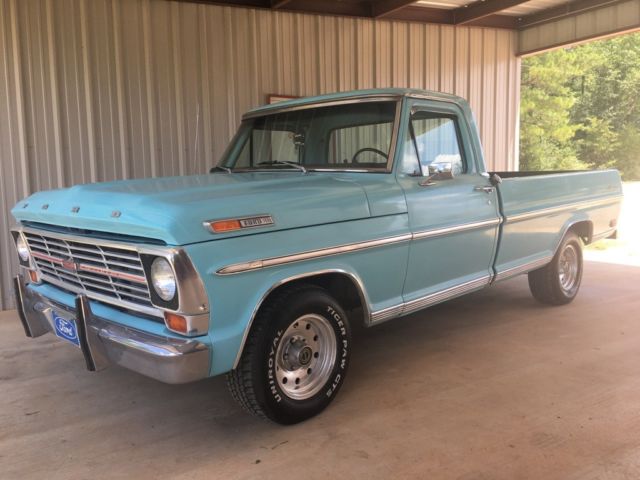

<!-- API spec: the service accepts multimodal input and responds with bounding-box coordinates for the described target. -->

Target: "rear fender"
[555,215,592,254]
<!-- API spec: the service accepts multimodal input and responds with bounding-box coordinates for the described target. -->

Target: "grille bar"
[24,231,160,317]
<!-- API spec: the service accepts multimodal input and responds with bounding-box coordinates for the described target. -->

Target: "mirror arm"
[418,173,440,186]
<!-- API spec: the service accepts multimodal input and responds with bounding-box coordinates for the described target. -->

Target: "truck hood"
[12,173,372,245]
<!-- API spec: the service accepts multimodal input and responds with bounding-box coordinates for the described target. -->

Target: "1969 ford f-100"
[11,89,622,424]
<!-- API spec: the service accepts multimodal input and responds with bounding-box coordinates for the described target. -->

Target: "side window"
[408,113,465,176]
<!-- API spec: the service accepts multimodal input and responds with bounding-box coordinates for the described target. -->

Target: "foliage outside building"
[520,33,640,180]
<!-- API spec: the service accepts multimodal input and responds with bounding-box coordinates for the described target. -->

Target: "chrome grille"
[24,230,158,316]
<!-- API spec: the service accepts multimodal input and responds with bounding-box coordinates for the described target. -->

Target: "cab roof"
[243,88,468,119]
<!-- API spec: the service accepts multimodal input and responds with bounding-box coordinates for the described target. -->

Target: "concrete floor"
[2,261,640,479]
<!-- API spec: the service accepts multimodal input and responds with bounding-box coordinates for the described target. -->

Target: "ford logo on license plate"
[53,312,80,347]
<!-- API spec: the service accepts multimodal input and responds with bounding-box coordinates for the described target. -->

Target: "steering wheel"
[351,147,388,164]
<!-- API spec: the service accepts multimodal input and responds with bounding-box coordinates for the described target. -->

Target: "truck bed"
[491,169,623,282]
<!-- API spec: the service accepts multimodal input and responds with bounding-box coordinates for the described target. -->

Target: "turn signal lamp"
[28,270,40,283]
[164,312,188,334]
[208,219,242,233]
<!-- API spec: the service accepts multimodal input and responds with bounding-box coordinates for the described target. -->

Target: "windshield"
[219,100,399,172]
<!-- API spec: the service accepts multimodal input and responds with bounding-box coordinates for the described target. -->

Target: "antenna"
[194,103,200,173]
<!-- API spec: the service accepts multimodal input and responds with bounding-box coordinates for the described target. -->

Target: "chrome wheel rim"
[558,244,579,291]
[275,314,337,400]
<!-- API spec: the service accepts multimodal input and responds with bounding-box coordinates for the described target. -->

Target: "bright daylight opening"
[520,33,640,266]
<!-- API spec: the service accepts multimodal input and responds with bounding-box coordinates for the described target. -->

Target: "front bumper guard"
[14,275,210,384]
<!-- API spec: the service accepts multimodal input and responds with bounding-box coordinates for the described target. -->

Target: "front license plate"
[53,311,80,348]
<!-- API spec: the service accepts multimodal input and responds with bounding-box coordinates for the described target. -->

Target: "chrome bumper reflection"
[14,275,210,384]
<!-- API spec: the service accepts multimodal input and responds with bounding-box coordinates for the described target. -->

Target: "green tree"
[520,32,640,180]
[616,125,640,179]
[520,50,587,171]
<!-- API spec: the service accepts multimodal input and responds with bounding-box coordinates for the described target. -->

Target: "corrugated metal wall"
[519,0,640,55]
[0,0,520,310]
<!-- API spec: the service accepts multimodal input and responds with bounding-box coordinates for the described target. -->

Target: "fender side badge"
[204,215,274,233]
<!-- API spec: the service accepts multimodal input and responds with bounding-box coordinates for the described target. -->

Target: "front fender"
[183,214,410,376]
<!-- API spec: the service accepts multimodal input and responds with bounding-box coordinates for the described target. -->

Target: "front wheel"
[528,231,583,305]
[227,285,351,424]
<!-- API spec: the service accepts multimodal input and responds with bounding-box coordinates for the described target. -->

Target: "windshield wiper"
[210,165,232,174]
[257,161,307,173]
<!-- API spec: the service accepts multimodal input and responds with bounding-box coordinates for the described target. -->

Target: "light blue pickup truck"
[11,89,622,424]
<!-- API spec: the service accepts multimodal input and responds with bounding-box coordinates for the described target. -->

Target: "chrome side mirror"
[428,162,455,180]
[419,162,455,186]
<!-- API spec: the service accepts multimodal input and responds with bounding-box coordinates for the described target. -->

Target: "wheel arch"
[232,269,371,369]
[566,219,593,245]
[552,217,592,258]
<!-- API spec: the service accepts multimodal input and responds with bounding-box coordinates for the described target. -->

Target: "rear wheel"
[528,231,583,305]
[227,285,351,424]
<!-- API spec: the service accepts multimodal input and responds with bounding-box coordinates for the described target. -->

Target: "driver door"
[396,100,500,309]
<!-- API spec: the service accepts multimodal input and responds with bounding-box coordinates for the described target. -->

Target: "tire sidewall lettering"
[267,329,284,403]
[266,302,349,404]
[324,305,348,399]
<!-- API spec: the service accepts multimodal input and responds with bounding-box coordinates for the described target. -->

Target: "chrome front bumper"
[14,275,210,384]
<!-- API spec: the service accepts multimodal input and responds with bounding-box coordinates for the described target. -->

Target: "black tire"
[227,285,351,424]
[528,231,583,305]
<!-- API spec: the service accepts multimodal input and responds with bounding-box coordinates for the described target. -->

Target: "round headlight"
[150,257,177,302]
[16,235,30,262]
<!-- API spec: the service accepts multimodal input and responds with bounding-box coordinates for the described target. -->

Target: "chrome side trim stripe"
[370,275,491,324]
[216,233,413,275]
[412,218,500,240]
[217,219,500,275]
[403,276,490,314]
[370,305,404,324]
[493,255,553,283]
[506,195,623,223]
[218,195,619,275]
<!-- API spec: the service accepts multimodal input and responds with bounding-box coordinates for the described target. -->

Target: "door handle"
[474,185,495,194]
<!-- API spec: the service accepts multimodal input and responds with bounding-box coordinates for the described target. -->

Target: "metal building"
[1,0,638,310]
